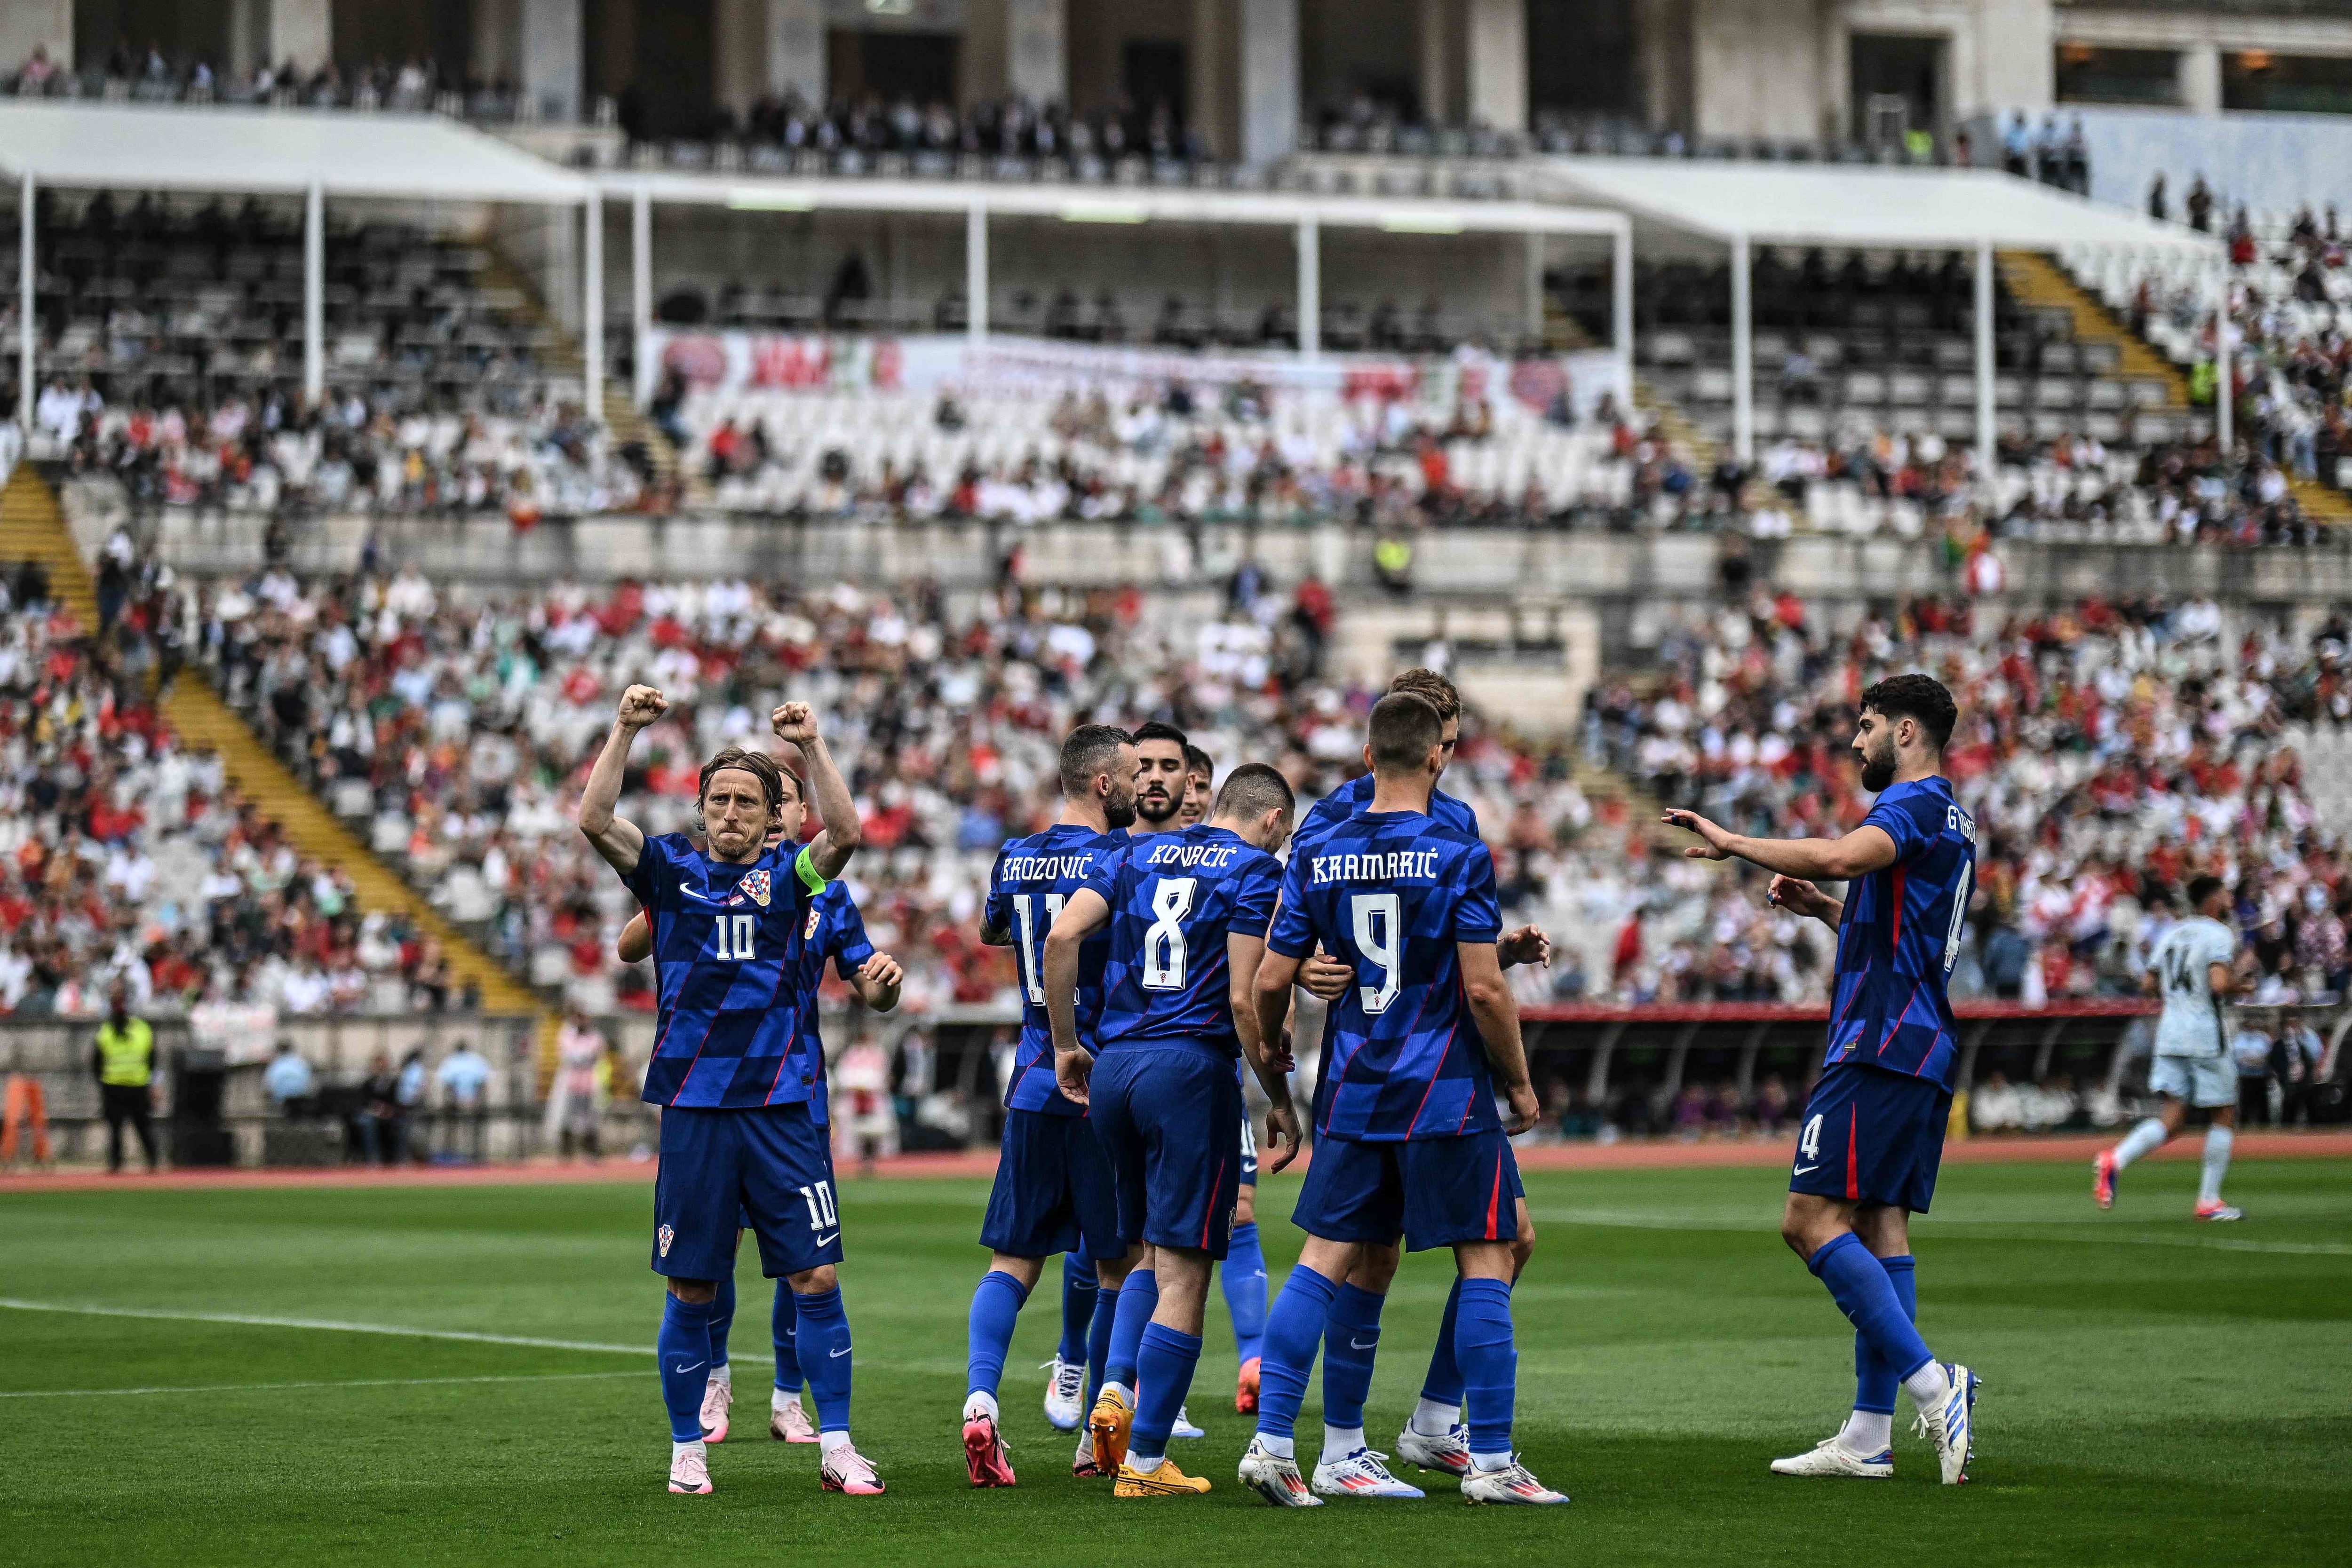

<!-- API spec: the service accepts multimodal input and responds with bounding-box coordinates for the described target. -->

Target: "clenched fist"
[616,684,667,730]
[771,702,821,746]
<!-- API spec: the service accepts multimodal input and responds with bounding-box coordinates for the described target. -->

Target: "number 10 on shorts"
[799,1180,837,1232]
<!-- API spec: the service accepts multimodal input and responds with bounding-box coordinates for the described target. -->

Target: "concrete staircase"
[1543,297,1733,499]
[1,465,541,1023]
[0,467,99,627]
[2008,249,2352,529]
[477,249,701,507]
[1997,250,2190,411]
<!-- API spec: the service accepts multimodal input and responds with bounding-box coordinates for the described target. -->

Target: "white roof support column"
[1524,230,1545,342]
[1297,214,1320,359]
[966,200,988,344]
[2213,260,2233,455]
[582,189,603,421]
[16,171,30,432]
[1974,238,1996,487]
[1612,223,1633,359]
[1730,230,1752,464]
[302,180,324,407]
[630,184,652,406]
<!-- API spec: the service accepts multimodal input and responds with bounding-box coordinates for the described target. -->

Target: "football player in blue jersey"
[1176,740,1274,1417]
[1045,762,1302,1498]
[1241,691,1565,1506]
[958,724,1140,1487]
[1282,670,1552,1484]
[1088,721,1214,1447]
[578,685,885,1498]
[1664,673,1981,1486]
[616,798,906,1451]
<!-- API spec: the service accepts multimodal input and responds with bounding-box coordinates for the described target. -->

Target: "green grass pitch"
[2,1156,2345,1566]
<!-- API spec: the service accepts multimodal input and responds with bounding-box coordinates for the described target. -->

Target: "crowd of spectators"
[671,377,1629,527]
[9,43,555,120]
[0,549,480,1020]
[55,379,641,523]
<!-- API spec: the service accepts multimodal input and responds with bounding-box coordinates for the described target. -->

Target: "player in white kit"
[2094,876,2249,1221]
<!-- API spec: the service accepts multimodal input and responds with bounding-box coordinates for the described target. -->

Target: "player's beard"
[1104,784,1138,830]
[1858,735,1897,792]
[1135,785,1178,828]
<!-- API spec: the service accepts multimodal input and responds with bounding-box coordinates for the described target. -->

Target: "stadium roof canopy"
[1538,158,2220,255]
[0,101,591,204]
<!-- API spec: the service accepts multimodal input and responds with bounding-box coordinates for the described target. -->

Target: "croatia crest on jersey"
[658,1223,675,1257]
[739,868,771,907]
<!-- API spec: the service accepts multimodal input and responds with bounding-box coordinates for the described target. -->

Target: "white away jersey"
[2151,915,2236,1059]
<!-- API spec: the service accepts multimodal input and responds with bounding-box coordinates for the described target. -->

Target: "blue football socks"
[771,1281,802,1394]
[1059,1253,1097,1367]
[1128,1323,1203,1466]
[1104,1266,1158,1391]
[1421,1275,1465,1407]
[1254,1263,1341,1449]
[1852,1254,1917,1416]
[1455,1276,1518,1465]
[1811,1233,1934,1386]
[657,1291,715,1443]
[1085,1272,1118,1409]
[705,1274,735,1371]
[966,1269,1030,1402]
[1323,1282,1384,1434]
[1223,1223,1269,1364]
[794,1285,854,1434]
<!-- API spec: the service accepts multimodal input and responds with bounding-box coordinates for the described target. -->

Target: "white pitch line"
[0,1371,644,1400]
[0,1298,649,1354]
[1530,1211,2352,1256]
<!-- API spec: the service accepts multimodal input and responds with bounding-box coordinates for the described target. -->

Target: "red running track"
[3,1132,2348,1194]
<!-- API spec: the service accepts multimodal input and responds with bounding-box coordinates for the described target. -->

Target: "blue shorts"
[655,1102,843,1282]
[1293,1128,1521,1252]
[1791,1061,1951,1212]
[1089,1039,1244,1259]
[981,1107,1124,1259]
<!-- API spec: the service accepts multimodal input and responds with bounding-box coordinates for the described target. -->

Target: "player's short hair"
[1213,762,1295,823]
[1131,719,1189,751]
[698,746,785,811]
[2186,874,2226,910]
[1367,690,1444,772]
[1182,743,1215,780]
[1058,724,1135,798]
[1388,668,1461,724]
[1858,673,1957,752]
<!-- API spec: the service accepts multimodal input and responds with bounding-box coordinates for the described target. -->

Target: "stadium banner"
[642,329,1629,423]
[187,1001,282,1066]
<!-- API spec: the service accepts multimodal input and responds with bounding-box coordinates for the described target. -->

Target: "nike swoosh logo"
[830,1347,851,1358]
[815,1231,839,1247]
[680,888,729,903]
[673,1362,702,1374]
[1793,1164,1818,1174]
[1349,1337,1376,1349]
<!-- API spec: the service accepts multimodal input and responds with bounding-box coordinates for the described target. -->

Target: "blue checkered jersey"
[1268,810,1505,1140]
[795,881,877,1127]
[984,824,1127,1115]
[623,833,830,1109]
[1826,776,1978,1092]
[1087,825,1283,1056]
[1297,772,1478,849]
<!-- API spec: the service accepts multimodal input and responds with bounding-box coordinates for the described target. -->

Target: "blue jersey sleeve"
[1266,852,1315,958]
[829,895,875,978]
[1434,788,1481,840]
[622,832,683,903]
[1081,846,1126,907]
[1862,789,1934,862]
[982,845,1011,935]
[1230,853,1281,937]
[1449,842,1504,942]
